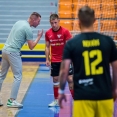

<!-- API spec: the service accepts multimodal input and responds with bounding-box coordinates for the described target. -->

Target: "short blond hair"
[50,14,59,21]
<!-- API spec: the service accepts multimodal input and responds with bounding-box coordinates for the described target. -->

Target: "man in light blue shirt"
[0,12,43,108]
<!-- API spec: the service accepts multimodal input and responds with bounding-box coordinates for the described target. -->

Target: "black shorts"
[51,62,73,77]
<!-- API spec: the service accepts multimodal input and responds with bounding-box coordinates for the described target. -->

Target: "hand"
[58,94,67,109]
[46,60,50,67]
[37,29,43,39]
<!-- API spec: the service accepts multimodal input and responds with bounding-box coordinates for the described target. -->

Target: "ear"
[93,18,96,23]
[50,20,52,24]
[78,20,80,26]
[78,20,82,30]
[58,19,60,23]
[78,20,80,25]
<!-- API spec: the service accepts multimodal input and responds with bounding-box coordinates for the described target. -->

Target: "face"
[50,18,60,31]
[32,17,41,28]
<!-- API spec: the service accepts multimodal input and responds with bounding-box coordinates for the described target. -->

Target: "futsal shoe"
[7,99,23,108]
[48,99,59,107]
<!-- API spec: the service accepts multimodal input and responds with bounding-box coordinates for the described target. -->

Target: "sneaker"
[7,99,23,108]
[0,100,3,106]
[48,100,59,107]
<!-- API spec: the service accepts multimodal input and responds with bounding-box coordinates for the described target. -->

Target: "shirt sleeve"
[25,26,33,40]
[63,41,72,60]
[64,29,72,41]
[45,32,49,42]
[110,38,117,62]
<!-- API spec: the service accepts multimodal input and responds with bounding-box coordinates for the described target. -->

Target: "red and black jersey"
[45,26,72,62]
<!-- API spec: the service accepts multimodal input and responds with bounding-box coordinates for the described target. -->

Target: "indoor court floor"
[0,62,73,117]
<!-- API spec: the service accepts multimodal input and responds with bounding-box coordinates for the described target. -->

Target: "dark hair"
[30,12,41,18]
[78,6,95,27]
[50,14,59,20]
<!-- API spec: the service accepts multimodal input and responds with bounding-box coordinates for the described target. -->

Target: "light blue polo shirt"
[3,20,33,52]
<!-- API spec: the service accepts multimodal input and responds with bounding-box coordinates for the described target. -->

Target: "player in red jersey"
[45,14,74,107]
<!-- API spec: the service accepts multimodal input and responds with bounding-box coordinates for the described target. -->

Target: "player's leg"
[48,62,60,107]
[6,52,23,108]
[68,64,74,98]
[49,76,59,107]
[0,50,10,106]
[73,100,95,117]
[96,99,113,117]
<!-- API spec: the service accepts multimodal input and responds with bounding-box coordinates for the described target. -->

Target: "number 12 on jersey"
[82,50,103,76]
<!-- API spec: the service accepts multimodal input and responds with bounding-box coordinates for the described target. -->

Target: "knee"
[53,77,59,83]
[67,75,73,83]
[67,76,73,89]
[53,77,59,87]
[14,74,22,81]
